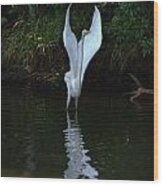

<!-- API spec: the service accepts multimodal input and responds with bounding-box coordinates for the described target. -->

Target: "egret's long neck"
[79,35,85,91]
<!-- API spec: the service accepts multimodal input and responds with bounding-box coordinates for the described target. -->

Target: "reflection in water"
[63,112,98,179]
[23,133,36,177]
[2,87,154,180]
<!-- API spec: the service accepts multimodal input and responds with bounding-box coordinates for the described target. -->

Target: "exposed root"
[126,73,153,102]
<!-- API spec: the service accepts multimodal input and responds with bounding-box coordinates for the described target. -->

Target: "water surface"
[1,87,154,180]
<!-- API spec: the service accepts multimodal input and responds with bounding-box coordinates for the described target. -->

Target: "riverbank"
[1,3,154,93]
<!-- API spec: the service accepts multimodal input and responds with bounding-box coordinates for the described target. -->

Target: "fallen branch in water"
[125,73,153,102]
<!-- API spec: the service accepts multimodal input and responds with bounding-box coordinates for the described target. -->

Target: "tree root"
[126,73,153,102]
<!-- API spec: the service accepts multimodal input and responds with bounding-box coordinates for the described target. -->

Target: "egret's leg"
[66,111,71,130]
[75,97,78,110]
[66,93,71,110]
[75,109,78,124]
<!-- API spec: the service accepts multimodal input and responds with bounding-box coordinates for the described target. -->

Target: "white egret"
[63,4,102,109]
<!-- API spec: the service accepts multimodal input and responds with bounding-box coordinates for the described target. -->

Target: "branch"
[128,73,143,88]
[125,73,153,102]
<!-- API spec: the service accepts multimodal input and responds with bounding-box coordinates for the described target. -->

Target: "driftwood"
[126,73,153,102]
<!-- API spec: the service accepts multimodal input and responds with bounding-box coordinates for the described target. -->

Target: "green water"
[1,87,154,180]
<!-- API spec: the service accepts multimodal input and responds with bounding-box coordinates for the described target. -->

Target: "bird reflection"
[63,111,98,179]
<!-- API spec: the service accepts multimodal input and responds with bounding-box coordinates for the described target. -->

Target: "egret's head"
[82,29,90,37]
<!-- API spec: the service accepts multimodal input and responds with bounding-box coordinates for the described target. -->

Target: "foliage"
[2,5,67,87]
[107,2,154,73]
[1,3,154,89]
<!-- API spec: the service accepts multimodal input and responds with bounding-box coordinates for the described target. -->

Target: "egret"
[63,4,102,110]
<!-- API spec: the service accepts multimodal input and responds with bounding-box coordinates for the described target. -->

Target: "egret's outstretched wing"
[79,6,102,84]
[63,4,78,78]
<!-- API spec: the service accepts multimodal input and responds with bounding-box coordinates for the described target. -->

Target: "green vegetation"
[108,2,153,73]
[1,3,154,91]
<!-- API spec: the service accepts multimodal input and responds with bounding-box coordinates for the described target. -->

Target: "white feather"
[78,6,102,84]
[63,4,78,78]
